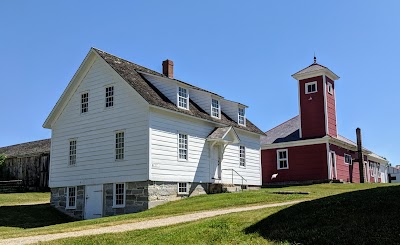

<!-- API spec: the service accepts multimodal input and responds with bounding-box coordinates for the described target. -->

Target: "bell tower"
[292,56,340,139]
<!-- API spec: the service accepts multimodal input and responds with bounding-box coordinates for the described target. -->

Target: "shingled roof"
[0,139,51,157]
[292,59,339,80]
[261,116,301,145]
[93,48,264,135]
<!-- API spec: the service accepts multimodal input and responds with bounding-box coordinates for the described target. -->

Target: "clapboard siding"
[50,57,149,187]
[221,100,239,123]
[143,74,177,104]
[149,108,261,186]
[190,90,212,115]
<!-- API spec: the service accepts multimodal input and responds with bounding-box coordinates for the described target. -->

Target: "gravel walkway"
[0,200,303,245]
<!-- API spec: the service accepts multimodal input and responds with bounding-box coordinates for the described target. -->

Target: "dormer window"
[177,87,189,109]
[211,99,220,118]
[305,81,317,94]
[238,107,246,126]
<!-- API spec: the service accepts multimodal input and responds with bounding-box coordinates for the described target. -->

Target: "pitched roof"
[93,48,264,135]
[261,116,301,145]
[292,62,339,80]
[0,139,51,157]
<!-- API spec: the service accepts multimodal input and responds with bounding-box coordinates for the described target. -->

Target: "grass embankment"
[45,184,400,245]
[0,183,396,242]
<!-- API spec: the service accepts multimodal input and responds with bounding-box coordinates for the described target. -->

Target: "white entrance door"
[211,144,222,180]
[329,152,337,180]
[85,184,103,219]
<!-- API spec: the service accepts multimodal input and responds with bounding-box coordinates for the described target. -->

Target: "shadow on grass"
[245,185,400,245]
[0,204,76,229]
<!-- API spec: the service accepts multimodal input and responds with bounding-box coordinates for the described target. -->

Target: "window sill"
[112,205,125,209]
[66,206,76,210]
[277,168,289,170]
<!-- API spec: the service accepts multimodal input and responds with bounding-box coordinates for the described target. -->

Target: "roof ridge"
[92,47,165,77]
[0,138,50,149]
[265,115,299,134]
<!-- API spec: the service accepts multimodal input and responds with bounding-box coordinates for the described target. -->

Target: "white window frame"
[69,139,77,166]
[370,162,374,177]
[177,86,189,110]
[115,131,125,161]
[81,92,89,114]
[211,98,221,118]
[238,107,246,126]
[66,186,77,209]
[177,182,188,194]
[277,149,289,170]
[344,154,352,165]
[327,82,333,94]
[305,81,317,94]
[239,145,246,167]
[113,183,126,208]
[105,85,114,108]
[178,133,188,161]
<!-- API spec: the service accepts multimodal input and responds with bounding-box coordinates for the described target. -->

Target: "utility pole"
[356,128,365,183]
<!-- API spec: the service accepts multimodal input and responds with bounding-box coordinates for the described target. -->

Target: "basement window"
[113,183,125,208]
[277,149,289,170]
[305,81,317,94]
[344,154,352,165]
[178,183,188,194]
[66,186,77,209]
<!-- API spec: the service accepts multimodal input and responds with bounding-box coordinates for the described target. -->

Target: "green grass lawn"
[0,192,50,206]
[43,184,400,245]
[0,183,397,242]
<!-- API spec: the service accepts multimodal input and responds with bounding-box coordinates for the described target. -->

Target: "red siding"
[299,76,326,139]
[262,144,328,185]
[329,144,360,183]
[326,77,337,137]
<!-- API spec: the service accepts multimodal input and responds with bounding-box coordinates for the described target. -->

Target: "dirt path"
[0,200,303,245]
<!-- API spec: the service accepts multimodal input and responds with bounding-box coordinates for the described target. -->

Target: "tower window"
[327,82,333,94]
[305,82,317,94]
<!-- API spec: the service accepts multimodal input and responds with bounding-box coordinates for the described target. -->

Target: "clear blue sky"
[1,1,399,164]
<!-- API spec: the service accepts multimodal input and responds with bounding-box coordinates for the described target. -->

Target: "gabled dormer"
[221,100,247,127]
[292,56,339,139]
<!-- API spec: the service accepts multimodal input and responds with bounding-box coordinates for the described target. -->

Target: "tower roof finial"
[314,53,317,64]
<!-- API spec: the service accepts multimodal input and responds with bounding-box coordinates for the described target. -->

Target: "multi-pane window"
[66,186,77,209]
[238,108,245,126]
[211,99,220,118]
[277,149,289,169]
[113,183,125,207]
[239,146,246,166]
[178,87,189,109]
[105,86,114,108]
[115,132,124,160]
[344,154,352,165]
[178,183,188,194]
[69,140,77,165]
[178,133,188,160]
[305,82,317,94]
[81,92,89,113]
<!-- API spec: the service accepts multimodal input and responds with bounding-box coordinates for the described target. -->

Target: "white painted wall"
[190,89,212,115]
[50,57,150,187]
[221,100,239,123]
[149,107,261,186]
[142,74,177,104]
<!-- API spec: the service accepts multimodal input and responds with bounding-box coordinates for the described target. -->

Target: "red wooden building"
[261,58,389,185]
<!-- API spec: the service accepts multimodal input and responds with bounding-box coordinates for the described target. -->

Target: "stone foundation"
[50,181,255,219]
[50,186,84,219]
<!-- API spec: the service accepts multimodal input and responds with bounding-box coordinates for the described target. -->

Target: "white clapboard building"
[43,48,264,219]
